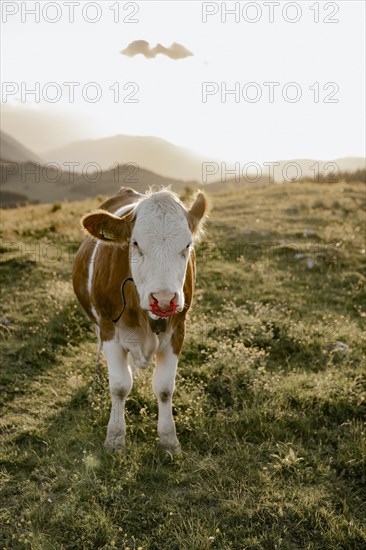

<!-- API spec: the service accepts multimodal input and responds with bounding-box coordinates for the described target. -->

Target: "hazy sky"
[1,1,365,162]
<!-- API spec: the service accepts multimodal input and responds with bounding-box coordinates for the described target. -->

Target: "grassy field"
[1,181,365,549]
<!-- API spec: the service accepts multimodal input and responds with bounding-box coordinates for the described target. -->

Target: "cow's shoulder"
[91,244,131,319]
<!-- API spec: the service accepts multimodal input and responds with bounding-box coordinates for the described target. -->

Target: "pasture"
[1,181,365,549]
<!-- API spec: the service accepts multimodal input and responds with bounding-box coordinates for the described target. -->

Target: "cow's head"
[82,189,208,317]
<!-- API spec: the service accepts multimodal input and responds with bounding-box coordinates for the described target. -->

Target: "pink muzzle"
[150,299,178,318]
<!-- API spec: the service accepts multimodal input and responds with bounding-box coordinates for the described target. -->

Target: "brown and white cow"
[73,187,207,452]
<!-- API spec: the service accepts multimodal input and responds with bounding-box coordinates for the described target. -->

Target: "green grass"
[1,182,365,549]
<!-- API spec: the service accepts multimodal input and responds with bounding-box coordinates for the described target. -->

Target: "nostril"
[149,291,179,317]
[150,291,178,308]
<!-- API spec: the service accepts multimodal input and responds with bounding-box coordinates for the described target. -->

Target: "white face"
[129,198,193,312]
[82,189,207,316]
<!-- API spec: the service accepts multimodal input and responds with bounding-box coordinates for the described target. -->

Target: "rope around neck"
[112,278,134,323]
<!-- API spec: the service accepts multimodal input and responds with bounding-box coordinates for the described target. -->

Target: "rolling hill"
[43,132,366,185]
[0,131,43,164]
[206,157,366,187]
[0,161,198,208]
[44,135,208,182]
[1,129,364,207]
[268,157,366,183]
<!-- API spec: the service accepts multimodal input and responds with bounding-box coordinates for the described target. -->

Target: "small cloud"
[121,40,193,60]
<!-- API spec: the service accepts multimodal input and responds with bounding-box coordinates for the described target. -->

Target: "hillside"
[1,181,365,548]
[2,156,364,208]
[0,131,43,164]
[270,157,366,183]
[0,162,198,208]
[213,157,366,187]
[44,134,208,181]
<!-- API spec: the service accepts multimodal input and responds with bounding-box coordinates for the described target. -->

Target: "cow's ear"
[187,191,208,238]
[81,209,133,243]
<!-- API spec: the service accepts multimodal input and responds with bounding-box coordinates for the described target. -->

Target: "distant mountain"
[44,135,207,182]
[1,143,365,208]
[0,161,198,207]
[0,131,43,164]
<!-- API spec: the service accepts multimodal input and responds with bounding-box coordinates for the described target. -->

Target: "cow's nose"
[151,290,177,308]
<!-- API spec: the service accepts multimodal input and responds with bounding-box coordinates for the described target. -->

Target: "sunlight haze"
[1,1,365,163]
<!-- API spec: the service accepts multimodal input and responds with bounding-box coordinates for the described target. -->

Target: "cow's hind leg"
[153,346,180,453]
[103,340,133,452]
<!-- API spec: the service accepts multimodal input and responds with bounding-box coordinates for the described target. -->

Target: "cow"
[73,187,207,453]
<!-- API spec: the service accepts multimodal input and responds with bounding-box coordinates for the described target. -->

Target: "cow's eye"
[181,243,191,258]
[132,241,143,257]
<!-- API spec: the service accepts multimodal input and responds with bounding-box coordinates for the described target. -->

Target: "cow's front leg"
[103,340,133,452]
[153,345,180,453]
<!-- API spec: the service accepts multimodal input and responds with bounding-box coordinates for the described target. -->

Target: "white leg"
[103,340,133,452]
[152,345,180,453]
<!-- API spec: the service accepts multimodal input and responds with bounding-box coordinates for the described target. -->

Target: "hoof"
[159,436,181,455]
[104,433,125,453]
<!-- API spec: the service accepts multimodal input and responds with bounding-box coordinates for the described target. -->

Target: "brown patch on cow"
[124,307,140,328]
[73,187,143,325]
[171,320,186,355]
[149,318,167,334]
[159,391,170,403]
[170,250,195,355]
[90,243,135,322]
[99,319,116,342]
[83,191,142,324]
